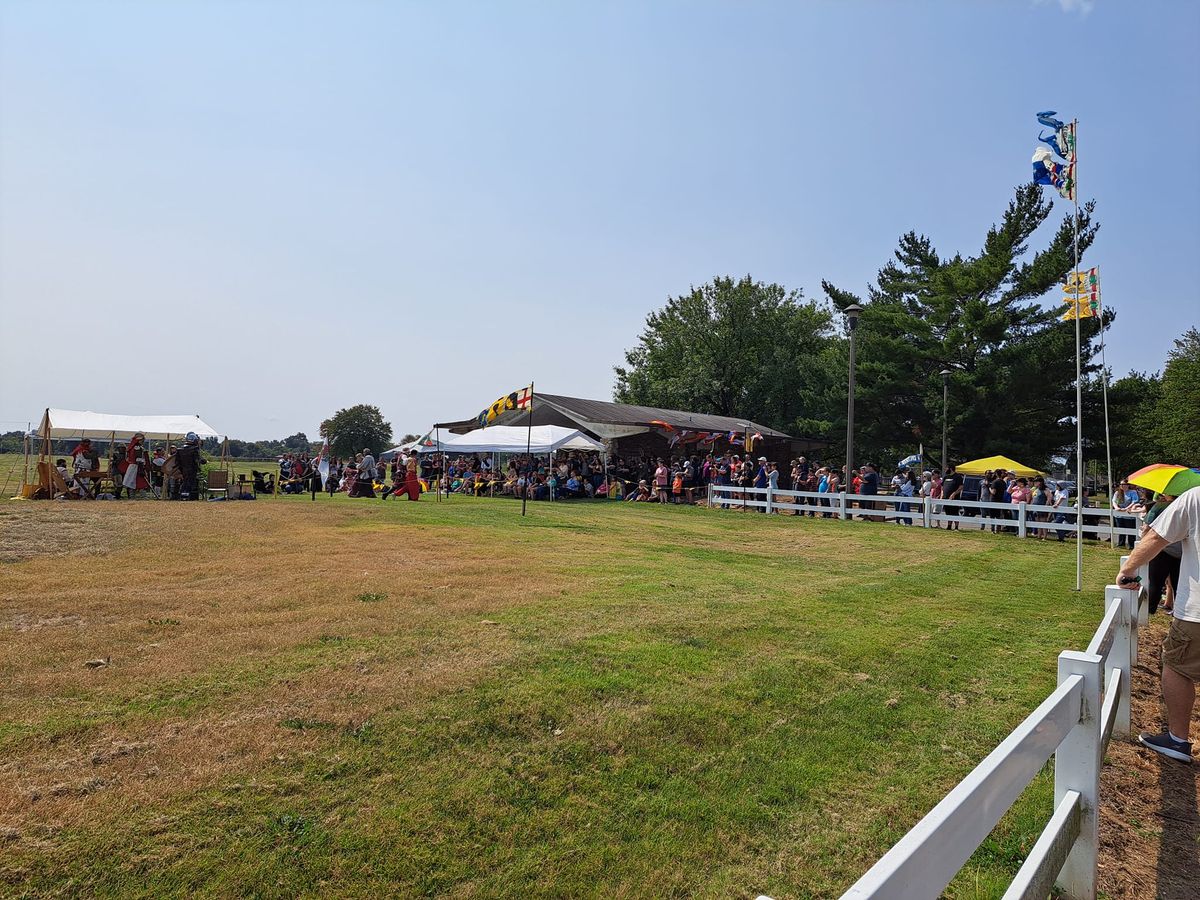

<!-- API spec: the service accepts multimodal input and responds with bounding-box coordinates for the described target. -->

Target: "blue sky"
[1,0,1196,440]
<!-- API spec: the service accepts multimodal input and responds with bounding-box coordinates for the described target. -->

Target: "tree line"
[615,184,1198,474]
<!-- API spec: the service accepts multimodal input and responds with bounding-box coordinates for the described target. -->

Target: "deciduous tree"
[320,405,392,460]
[614,275,836,436]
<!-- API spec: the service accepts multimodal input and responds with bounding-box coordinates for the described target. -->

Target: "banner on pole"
[479,385,534,428]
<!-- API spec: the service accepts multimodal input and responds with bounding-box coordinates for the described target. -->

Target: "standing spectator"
[1112,479,1140,549]
[654,458,670,504]
[1052,481,1073,542]
[1144,494,1182,615]
[860,463,879,517]
[987,470,1008,533]
[896,470,917,525]
[1030,477,1051,539]
[942,465,964,531]
[928,471,943,528]
[754,457,768,489]
[825,468,841,518]
[1119,487,1200,763]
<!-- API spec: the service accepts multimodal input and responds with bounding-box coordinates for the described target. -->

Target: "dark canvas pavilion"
[437,393,829,460]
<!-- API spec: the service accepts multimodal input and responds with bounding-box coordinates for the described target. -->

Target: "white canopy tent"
[35,408,222,442]
[380,435,438,461]
[421,425,603,454]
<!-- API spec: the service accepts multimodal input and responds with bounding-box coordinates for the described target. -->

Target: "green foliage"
[319,404,392,459]
[614,275,837,436]
[822,184,1101,467]
[1158,327,1200,463]
[1083,370,1165,480]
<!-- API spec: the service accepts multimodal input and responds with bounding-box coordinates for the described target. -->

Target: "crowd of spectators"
[308,445,1159,553]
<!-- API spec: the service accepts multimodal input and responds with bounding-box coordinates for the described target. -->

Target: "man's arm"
[1117,531,1168,585]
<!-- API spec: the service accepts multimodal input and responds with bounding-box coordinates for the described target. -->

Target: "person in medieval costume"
[401,452,422,500]
[174,431,203,500]
[123,433,152,496]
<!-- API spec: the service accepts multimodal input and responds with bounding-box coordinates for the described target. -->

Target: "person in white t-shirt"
[1118,486,1200,763]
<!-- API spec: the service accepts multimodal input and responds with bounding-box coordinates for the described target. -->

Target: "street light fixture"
[844,305,863,495]
[940,368,952,473]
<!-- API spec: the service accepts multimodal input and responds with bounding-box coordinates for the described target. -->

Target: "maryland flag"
[480,385,533,427]
[1061,267,1100,320]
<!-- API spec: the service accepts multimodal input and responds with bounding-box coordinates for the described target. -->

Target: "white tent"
[35,408,223,442]
[423,425,603,454]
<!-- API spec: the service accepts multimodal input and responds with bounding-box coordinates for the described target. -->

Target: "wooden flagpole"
[521,382,534,517]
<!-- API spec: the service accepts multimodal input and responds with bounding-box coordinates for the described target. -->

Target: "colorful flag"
[1062,267,1100,318]
[479,385,534,427]
[1063,267,1100,293]
[1032,147,1075,201]
[1038,115,1076,163]
[1061,299,1093,321]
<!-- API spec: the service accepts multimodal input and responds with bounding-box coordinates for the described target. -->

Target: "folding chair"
[205,469,229,500]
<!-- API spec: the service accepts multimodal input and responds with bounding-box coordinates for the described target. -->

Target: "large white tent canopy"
[35,408,223,442]
[420,425,603,454]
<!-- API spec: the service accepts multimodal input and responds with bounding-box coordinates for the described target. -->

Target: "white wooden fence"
[756,555,1150,900]
[708,485,1142,542]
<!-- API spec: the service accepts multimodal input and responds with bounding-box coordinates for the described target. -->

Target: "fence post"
[839,490,848,521]
[1054,649,1102,900]
[707,483,714,508]
[1102,586,1133,738]
[922,495,931,528]
[765,485,773,515]
[1120,554,1150,626]
[1018,501,1027,539]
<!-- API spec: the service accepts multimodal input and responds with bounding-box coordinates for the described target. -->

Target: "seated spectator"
[562,473,587,499]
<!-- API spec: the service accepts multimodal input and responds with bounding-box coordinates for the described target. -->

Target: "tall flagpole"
[1097,277,1115,544]
[1071,117,1083,592]
[521,381,534,517]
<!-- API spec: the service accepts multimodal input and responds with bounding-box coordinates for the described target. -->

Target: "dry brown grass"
[0,501,568,847]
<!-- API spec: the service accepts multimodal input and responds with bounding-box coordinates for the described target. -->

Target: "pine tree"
[822,184,1101,468]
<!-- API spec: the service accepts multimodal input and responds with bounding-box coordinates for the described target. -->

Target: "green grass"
[0,464,1123,898]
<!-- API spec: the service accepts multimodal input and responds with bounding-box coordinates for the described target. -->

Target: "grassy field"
[0,468,1121,898]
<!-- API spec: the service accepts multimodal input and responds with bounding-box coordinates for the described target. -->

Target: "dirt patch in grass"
[1097,613,1200,900]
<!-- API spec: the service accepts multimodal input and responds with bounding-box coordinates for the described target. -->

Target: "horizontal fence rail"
[708,485,1142,542]
[760,555,1149,900]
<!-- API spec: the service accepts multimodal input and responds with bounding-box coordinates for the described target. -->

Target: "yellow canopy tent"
[955,455,1043,477]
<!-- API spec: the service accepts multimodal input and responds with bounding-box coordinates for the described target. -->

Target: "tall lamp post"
[940,368,952,472]
[844,304,863,493]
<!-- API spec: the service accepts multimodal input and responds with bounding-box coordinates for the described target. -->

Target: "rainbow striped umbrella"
[1126,464,1200,496]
